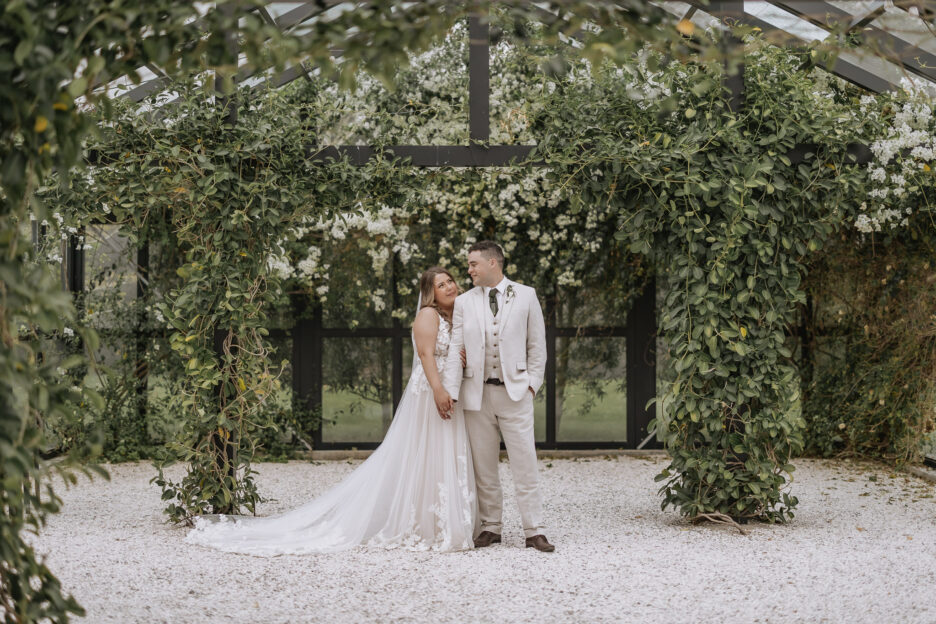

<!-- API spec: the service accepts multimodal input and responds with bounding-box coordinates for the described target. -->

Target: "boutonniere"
[505,284,516,304]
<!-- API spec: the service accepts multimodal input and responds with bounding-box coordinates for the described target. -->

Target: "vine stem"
[691,512,749,535]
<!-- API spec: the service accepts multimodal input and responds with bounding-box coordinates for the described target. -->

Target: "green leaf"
[67,76,88,98]
[14,39,33,66]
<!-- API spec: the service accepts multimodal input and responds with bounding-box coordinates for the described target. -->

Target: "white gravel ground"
[29,455,936,624]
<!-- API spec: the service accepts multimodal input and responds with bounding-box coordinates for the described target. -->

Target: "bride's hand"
[460,347,467,368]
[433,387,453,420]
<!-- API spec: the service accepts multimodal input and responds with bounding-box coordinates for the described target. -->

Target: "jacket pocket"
[516,361,527,371]
[464,366,474,378]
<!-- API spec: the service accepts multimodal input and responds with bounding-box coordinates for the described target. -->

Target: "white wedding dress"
[185,316,477,555]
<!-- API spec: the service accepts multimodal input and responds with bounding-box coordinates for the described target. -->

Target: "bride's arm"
[412,307,453,420]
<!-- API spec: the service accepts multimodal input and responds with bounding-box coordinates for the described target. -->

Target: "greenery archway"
[3,3,935,621]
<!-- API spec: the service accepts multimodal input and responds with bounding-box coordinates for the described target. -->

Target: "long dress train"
[184,317,477,555]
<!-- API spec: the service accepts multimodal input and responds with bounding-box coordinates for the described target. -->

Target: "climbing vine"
[533,35,891,523]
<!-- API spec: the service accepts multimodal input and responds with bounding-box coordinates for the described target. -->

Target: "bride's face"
[433,273,458,307]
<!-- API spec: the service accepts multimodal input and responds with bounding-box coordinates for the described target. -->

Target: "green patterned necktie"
[489,288,499,317]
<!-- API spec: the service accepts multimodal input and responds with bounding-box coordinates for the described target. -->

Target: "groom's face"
[467,251,497,287]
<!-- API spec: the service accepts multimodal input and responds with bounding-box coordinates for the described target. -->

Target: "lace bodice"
[408,315,451,394]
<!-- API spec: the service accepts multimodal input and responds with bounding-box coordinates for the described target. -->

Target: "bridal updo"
[418,266,461,322]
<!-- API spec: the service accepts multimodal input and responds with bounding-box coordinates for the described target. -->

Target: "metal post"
[135,242,150,431]
[708,1,745,113]
[215,1,239,126]
[545,296,557,445]
[626,276,658,448]
[311,305,324,448]
[66,232,85,294]
[468,13,490,143]
[292,296,323,447]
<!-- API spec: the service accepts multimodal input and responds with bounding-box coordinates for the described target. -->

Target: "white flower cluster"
[266,246,293,281]
[625,49,672,106]
[262,202,418,313]
[857,80,936,233]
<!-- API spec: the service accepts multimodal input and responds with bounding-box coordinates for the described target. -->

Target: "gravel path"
[30,456,936,624]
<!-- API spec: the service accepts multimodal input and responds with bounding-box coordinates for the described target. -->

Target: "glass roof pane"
[657,2,727,31]
[871,5,936,57]
[99,66,159,99]
[826,1,881,17]
[836,46,905,88]
[265,3,307,20]
[745,1,830,41]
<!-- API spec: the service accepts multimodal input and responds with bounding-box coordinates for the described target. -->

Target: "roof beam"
[706,1,746,112]
[308,145,538,167]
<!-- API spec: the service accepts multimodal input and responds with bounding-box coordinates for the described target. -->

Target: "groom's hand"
[528,387,535,397]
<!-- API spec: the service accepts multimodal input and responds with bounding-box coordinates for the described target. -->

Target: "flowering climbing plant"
[856,80,936,233]
[38,17,936,530]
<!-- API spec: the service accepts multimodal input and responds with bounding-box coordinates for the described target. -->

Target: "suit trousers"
[465,384,545,538]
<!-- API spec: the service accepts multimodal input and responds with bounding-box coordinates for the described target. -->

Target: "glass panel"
[534,389,546,442]
[322,337,393,443]
[556,337,627,442]
[402,337,414,386]
[744,2,835,42]
[258,334,305,453]
[81,226,141,375]
[921,432,936,461]
[554,249,646,328]
[825,1,879,16]
[84,224,138,324]
[321,241,394,328]
[746,0,922,91]
[835,48,905,87]
[655,283,671,444]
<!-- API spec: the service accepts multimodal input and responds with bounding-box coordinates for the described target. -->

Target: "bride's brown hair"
[418,266,461,323]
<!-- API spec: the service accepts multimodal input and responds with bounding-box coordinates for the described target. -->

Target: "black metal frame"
[296,280,655,451]
[71,2,935,453]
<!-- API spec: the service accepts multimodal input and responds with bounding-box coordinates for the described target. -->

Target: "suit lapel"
[499,279,518,329]
[474,286,486,338]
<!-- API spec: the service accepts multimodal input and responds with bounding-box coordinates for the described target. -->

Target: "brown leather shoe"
[473,531,502,548]
[525,535,555,552]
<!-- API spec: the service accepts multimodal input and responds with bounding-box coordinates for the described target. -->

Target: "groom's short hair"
[468,240,505,269]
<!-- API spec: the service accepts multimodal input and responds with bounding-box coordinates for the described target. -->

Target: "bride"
[185,267,478,555]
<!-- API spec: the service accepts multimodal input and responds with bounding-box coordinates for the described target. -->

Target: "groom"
[443,241,554,552]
